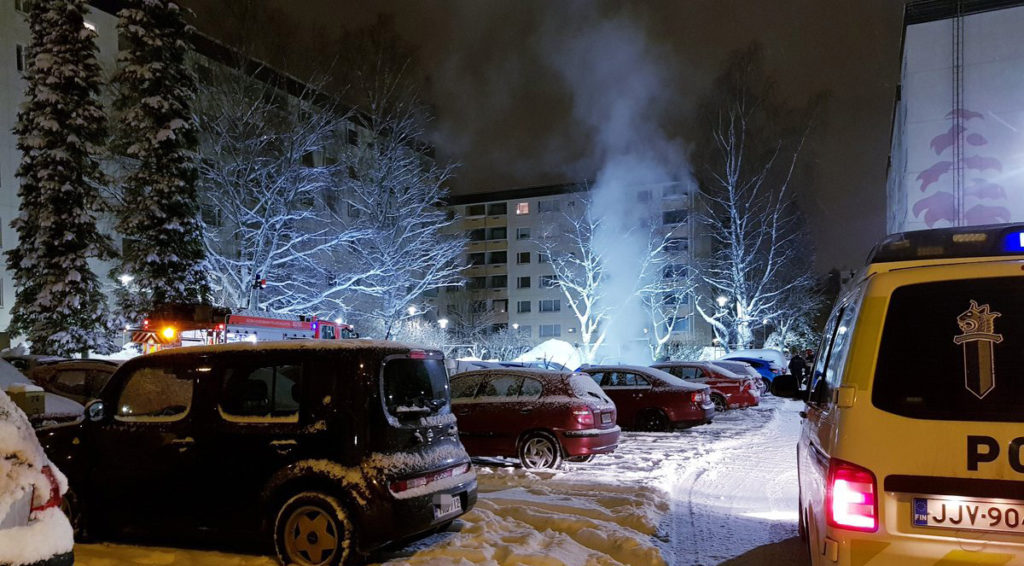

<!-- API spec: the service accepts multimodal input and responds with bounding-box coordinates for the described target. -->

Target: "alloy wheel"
[283,505,341,565]
[521,436,559,469]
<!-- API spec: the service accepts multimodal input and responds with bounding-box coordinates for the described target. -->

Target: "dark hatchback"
[39,340,477,566]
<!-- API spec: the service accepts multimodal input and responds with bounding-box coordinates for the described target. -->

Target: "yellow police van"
[779,224,1024,565]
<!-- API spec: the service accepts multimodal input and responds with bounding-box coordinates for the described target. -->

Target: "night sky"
[179,0,908,272]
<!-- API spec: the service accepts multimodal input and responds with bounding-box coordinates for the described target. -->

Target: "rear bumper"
[728,391,759,408]
[0,509,74,566]
[819,530,1024,566]
[667,404,715,426]
[558,426,620,456]
[359,471,477,554]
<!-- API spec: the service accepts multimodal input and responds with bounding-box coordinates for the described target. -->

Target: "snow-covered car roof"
[721,348,787,369]
[453,368,577,381]
[583,365,707,391]
[0,359,83,420]
[651,360,747,380]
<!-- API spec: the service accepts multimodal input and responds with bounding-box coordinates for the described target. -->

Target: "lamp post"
[438,318,449,330]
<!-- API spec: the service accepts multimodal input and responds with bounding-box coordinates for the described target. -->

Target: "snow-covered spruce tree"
[6,0,119,356]
[691,43,824,351]
[110,0,208,321]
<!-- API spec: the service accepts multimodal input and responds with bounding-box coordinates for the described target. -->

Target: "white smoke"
[540,7,687,363]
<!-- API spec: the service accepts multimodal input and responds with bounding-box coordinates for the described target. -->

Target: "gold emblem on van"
[953,300,1003,399]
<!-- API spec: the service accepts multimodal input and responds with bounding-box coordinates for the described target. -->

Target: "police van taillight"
[826,458,878,532]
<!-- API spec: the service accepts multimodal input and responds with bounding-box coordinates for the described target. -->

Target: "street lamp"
[407,305,418,317]
[438,318,449,329]
[119,274,134,286]
[512,323,519,331]
[716,295,728,308]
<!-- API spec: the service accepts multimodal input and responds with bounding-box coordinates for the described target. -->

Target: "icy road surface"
[74,396,807,566]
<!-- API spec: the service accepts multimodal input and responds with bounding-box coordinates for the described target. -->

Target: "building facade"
[429,181,710,360]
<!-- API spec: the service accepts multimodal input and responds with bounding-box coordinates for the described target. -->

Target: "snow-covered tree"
[339,20,465,339]
[7,0,118,356]
[538,191,671,363]
[475,326,531,361]
[110,0,208,320]
[691,44,823,351]
[193,63,370,317]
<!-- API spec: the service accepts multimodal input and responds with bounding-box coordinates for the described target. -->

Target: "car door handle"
[519,409,532,414]
[170,436,194,451]
[455,409,470,416]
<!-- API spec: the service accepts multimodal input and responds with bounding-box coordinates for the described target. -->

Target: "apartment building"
[430,181,708,356]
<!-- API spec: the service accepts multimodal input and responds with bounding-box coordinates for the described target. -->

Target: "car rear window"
[873,276,1024,422]
[569,374,611,403]
[381,357,449,422]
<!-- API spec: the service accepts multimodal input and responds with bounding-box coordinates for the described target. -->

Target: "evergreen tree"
[111,0,208,320]
[7,0,118,356]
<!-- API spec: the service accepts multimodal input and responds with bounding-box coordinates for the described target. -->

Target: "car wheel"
[760,378,771,395]
[711,394,728,413]
[567,454,595,463]
[274,492,356,566]
[638,409,670,432]
[518,432,562,470]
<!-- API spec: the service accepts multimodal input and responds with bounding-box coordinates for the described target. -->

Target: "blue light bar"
[1003,231,1024,253]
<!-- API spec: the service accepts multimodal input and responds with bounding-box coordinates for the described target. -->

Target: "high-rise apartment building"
[429,181,709,357]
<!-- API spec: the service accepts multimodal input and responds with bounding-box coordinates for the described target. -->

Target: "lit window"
[515,202,530,215]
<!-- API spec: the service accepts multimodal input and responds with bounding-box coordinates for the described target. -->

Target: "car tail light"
[572,407,595,427]
[409,349,428,359]
[31,466,61,514]
[826,458,878,532]
[389,462,471,495]
[690,392,700,403]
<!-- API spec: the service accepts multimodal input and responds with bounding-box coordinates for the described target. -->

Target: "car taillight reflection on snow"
[826,458,878,532]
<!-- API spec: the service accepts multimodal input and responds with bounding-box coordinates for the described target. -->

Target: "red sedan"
[651,361,760,412]
[450,369,619,469]
[583,365,715,431]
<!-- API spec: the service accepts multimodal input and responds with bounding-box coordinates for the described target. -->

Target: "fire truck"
[130,304,358,353]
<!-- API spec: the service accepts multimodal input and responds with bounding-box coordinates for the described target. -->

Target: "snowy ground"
[74,396,807,566]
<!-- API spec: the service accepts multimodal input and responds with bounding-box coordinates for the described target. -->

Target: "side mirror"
[84,399,106,423]
[770,375,801,398]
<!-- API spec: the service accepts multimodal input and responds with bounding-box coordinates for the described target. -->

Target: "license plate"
[913,497,1024,534]
[601,412,612,424]
[433,493,462,520]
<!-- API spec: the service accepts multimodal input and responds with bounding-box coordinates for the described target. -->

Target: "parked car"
[0,358,83,427]
[721,349,786,383]
[709,359,767,395]
[651,361,760,412]
[583,365,714,431]
[39,340,477,566]
[0,389,74,566]
[450,369,619,469]
[26,359,120,404]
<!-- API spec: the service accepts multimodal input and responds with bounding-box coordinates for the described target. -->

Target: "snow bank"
[514,340,582,371]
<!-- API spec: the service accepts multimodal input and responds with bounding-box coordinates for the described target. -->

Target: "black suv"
[40,340,476,565]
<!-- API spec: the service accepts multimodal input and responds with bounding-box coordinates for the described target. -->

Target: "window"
[516,227,531,240]
[665,238,689,253]
[663,264,687,279]
[515,202,530,215]
[0,279,5,307]
[493,299,507,313]
[451,376,481,399]
[467,228,485,241]
[663,209,688,225]
[520,378,543,399]
[487,203,507,215]
[517,276,531,289]
[540,275,558,288]
[538,252,550,263]
[487,227,507,240]
[116,365,193,422]
[220,363,301,421]
[518,325,532,337]
[517,300,531,313]
[539,324,561,337]
[538,200,559,213]
[480,375,523,398]
[472,301,488,313]
[539,299,561,312]
[16,44,26,73]
[490,275,507,289]
[671,318,690,332]
[600,372,650,387]
[517,252,531,264]
[468,252,485,266]
[466,204,485,216]
[467,276,486,290]
[487,251,507,264]
[14,0,31,13]
[347,128,359,146]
